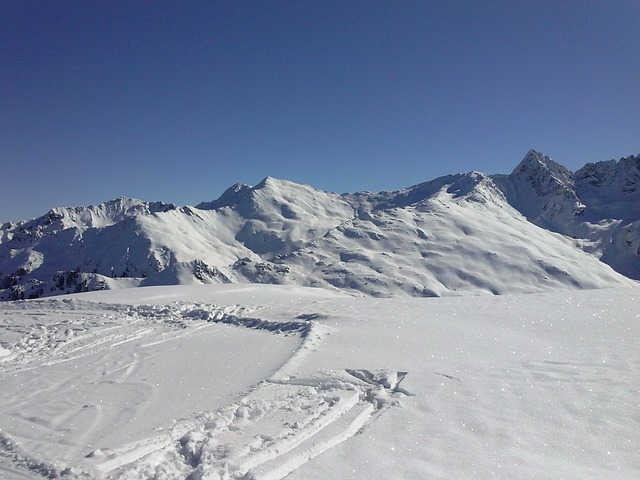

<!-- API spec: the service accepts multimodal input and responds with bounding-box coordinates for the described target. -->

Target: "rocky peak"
[575,154,640,221]
[576,154,640,192]
[510,150,574,196]
[10,197,175,240]
[52,197,174,228]
[491,150,583,230]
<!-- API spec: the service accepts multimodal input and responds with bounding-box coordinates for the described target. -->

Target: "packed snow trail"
[0,293,409,479]
[109,370,410,479]
[0,299,307,478]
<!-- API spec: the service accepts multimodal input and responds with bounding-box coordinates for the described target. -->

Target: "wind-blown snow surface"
[1,284,638,479]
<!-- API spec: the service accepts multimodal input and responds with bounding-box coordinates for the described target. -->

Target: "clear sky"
[2,1,639,222]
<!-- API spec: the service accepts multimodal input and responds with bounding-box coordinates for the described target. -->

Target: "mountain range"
[1,150,638,300]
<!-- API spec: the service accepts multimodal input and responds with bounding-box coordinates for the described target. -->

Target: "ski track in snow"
[106,370,410,480]
[0,298,408,479]
[0,299,246,373]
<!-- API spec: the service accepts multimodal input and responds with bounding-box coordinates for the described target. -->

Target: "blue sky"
[2,1,639,222]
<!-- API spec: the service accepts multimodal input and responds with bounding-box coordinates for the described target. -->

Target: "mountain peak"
[197,183,253,211]
[197,177,330,214]
[524,149,544,161]
[512,150,571,180]
[577,154,640,190]
[3,149,640,301]
[511,150,574,190]
[254,176,277,189]
[515,149,551,168]
[575,153,640,220]
[253,176,314,192]
[489,150,583,230]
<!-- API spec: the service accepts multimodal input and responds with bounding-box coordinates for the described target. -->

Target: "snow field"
[0,297,302,478]
[117,370,408,479]
[1,284,639,479]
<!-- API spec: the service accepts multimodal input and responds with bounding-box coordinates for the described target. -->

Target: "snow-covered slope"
[280,172,629,296]
[493,150,640,279]
[0,284,638,478]
[197,176,354,256]
[0,181,355,300]
[1,152,639,301]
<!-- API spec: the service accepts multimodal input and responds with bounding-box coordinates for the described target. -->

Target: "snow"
[492,150,584,230]
[1,150,640,477]
[285,176,633,296]
[1,284,639,479]
[493,151,640,279]
[3,161,637,302]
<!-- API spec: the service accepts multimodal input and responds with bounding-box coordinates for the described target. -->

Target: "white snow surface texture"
[0,284,638,479]
[1,150,639,301]
[1,149,640,478]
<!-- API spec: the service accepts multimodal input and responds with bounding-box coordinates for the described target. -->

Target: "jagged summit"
[575,154,640,221]
[1,150,639,300]
[512,149,546,171]
[492,151,583,230]
[7,197,176,240]
[577,154,640,188]
[510,150,574,191]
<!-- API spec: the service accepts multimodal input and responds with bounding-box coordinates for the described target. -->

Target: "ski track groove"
[106,369,409,479]
[0,299,409,480]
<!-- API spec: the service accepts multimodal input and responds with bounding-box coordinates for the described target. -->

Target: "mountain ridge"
[1,150,638,300]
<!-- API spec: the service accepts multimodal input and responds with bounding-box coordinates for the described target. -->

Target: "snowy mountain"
[1,151,638,300]
[492,150,584,230]
[493,150,640,279]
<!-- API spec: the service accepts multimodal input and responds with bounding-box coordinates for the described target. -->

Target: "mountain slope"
[1,153,638,300]
[197,176,355,255]
[493,150,640,279]
[281,172,629,296]
[492,150,584,230]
